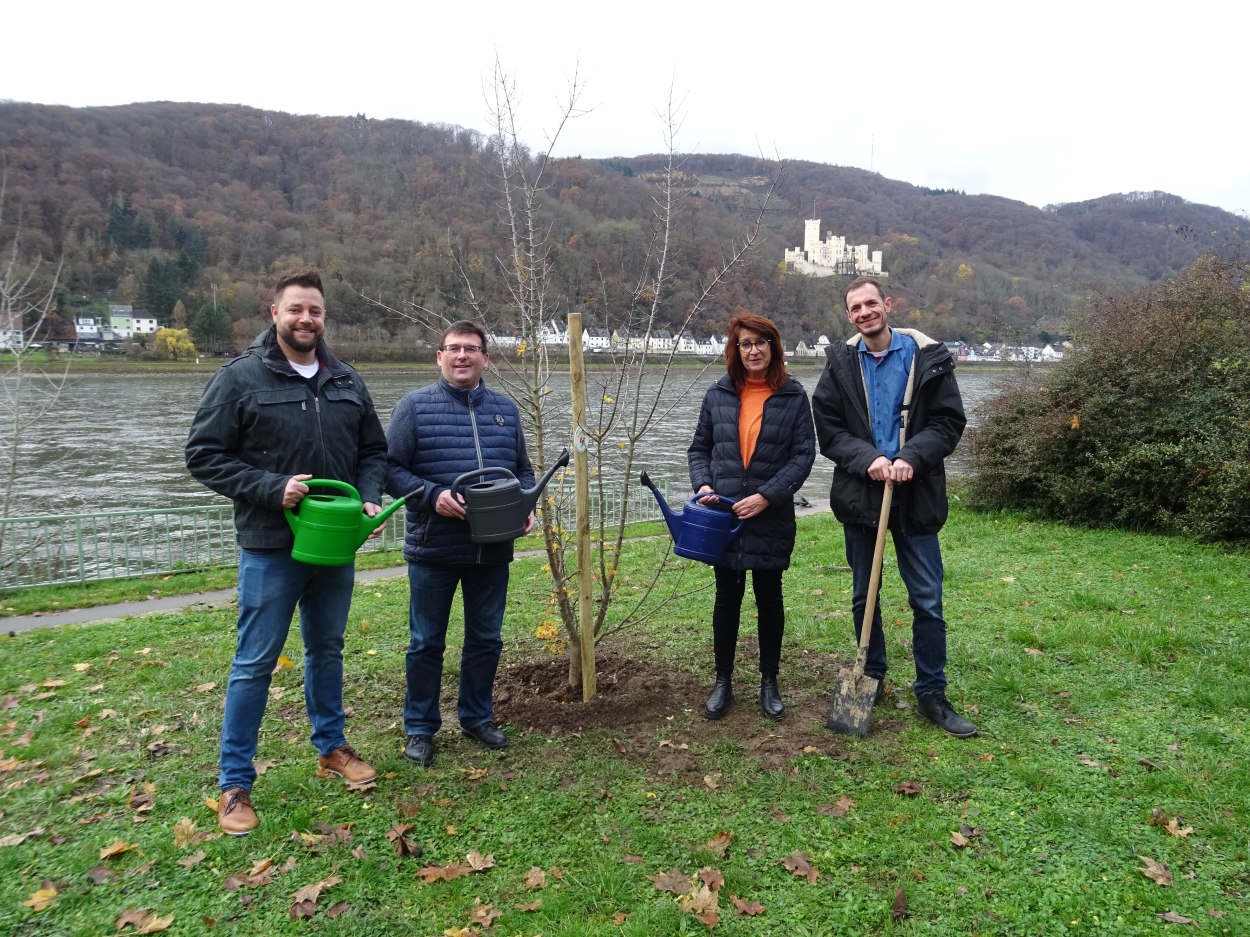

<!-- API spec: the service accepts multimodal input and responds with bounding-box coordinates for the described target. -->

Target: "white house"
[487,328,519,350]
[107,304,158,339]
[537,319,568,346]
[582,327,611,352]
[647,330,675,352]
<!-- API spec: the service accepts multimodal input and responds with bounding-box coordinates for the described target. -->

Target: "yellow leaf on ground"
[73,663,91,672]
[172,818,196,848]
[24,886,57,911]
[275,655,294,670]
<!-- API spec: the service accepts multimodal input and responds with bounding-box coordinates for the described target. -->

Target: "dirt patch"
[495,650,907,784]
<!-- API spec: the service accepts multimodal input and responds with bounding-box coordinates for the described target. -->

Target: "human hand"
[282,474,313,508]
[734,493,769,519]
[696,484,718,505]
[889,459,914,484]
[363,502,385,539]
[867,457,892,484]
[435,488,467,519]
[524,511,537,534]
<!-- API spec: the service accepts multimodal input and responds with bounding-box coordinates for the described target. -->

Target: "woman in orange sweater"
[687,314,816,720]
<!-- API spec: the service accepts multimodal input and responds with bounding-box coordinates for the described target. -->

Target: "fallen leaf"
[679,883,720,927]
[24,886,57,911]
[1157,910,1194,924]
[254,759,276,776]
[416,863,472,883]
[87,866,116,884]
[292,874,342,904]
[465,849,495,871]
[515,899,542,911]
[895,781,922,797]
[1139,855,1174,886]
[196,682,217,693]
[469,898,502,928]
[325,901,350,919]
[524,867,546,889]
[172,818,196,848]
[1024,647,1043,655]
[950,831,971,848]
[702,831,734,857]
[731,894,766,916]
[178,851,207,869]
[892,887,909,920]
[100,840,138,859]
[274,655,294,671]
[461,766,489,780]
[698,867,724,891]
[649,869,692,895]
[385,823,421,858]
[703,774,720,790]
[117,909,174,932]
[621,854,646,864]
[781,851,820,884]
[817,795,856,818]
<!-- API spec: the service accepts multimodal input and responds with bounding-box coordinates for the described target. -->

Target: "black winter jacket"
[185,328,388,550]
[384,377,535,566]
[687,375,816,571]
[811,328,965,534]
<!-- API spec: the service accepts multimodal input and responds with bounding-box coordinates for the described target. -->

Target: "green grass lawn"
[1,509,1247,935]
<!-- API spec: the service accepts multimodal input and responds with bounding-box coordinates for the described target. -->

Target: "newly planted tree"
[361,63,784,689]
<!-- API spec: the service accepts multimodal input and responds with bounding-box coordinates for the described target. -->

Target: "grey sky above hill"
[9,0,1246,217]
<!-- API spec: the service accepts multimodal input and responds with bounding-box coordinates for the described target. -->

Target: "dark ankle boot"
[703,674,733,720]
[759,672,785,721]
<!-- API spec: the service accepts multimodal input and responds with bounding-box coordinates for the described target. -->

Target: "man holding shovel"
[812,277,976,738]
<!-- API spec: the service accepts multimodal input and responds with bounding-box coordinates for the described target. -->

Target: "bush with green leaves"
[969,253,1250,541]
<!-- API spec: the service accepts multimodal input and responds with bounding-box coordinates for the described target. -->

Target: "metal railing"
[0,477,671,591]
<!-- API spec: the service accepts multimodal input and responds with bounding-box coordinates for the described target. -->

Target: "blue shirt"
[858,329,916,459]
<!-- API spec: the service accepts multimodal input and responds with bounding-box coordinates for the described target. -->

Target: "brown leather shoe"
[218,787,258,836]
[317,744,378,789]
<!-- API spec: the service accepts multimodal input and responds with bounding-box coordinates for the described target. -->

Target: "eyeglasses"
[440,344,484,355]
[737,339,770,351]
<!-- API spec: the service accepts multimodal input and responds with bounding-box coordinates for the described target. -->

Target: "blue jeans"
[844,523,948,697]
[219,549,355,791]
[404,562,509,735]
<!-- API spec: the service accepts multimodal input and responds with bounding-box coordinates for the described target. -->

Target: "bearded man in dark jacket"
[186,268,388,835]
[811,277,977,738]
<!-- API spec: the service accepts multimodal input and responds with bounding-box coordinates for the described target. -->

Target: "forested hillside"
[2,101,1245,355]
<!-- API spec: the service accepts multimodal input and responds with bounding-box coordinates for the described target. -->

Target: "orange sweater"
[738,378,773,468]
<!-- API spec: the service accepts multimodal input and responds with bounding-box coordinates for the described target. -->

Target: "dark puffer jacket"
[185,328,388,550]
[811,328,965,535]
[384,377,535,565]
[687,375,816,571]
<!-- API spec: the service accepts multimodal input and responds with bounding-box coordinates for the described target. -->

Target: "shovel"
[826,482,893,737]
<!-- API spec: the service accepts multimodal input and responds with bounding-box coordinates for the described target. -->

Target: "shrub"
[969,253,1250,542]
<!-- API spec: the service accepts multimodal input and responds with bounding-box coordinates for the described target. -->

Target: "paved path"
[5,504,826,636]
[5,566,410,635]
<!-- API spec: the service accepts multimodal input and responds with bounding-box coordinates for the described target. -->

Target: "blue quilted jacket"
[384,377,535,565]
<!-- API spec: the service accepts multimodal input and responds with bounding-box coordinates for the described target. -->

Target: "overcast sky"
[7,0,1247,216]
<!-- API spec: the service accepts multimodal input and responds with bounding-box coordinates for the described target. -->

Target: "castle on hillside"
[784,220,886,279]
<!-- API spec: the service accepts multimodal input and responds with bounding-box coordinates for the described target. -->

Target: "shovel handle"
[857,484,893,653]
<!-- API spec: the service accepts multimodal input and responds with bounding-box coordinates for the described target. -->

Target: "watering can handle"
[450,466,517,498]
[298,478,362,502]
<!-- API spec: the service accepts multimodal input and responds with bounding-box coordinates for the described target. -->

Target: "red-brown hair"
[724,313,787,392]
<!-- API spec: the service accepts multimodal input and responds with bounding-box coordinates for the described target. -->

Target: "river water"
[6,364,1009,516]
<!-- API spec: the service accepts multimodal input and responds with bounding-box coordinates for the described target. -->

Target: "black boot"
[703,674,733,720]
[759,672,785,721]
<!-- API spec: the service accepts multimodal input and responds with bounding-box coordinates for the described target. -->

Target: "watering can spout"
[359,485,422,543]
[639,471,744,566]
[521,448,571,515]
[640,471,681,540]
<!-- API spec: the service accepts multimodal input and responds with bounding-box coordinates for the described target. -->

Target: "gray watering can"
[640,471,744,566]
[451,448,571,543]
[285,480,420,566]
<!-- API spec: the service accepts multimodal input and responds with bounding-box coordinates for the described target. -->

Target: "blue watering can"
[640,471,744,566]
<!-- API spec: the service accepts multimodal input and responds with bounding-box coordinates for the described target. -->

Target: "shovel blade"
[825,670,880,738]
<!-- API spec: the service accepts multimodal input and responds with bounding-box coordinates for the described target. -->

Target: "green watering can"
[285,479,418,566]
